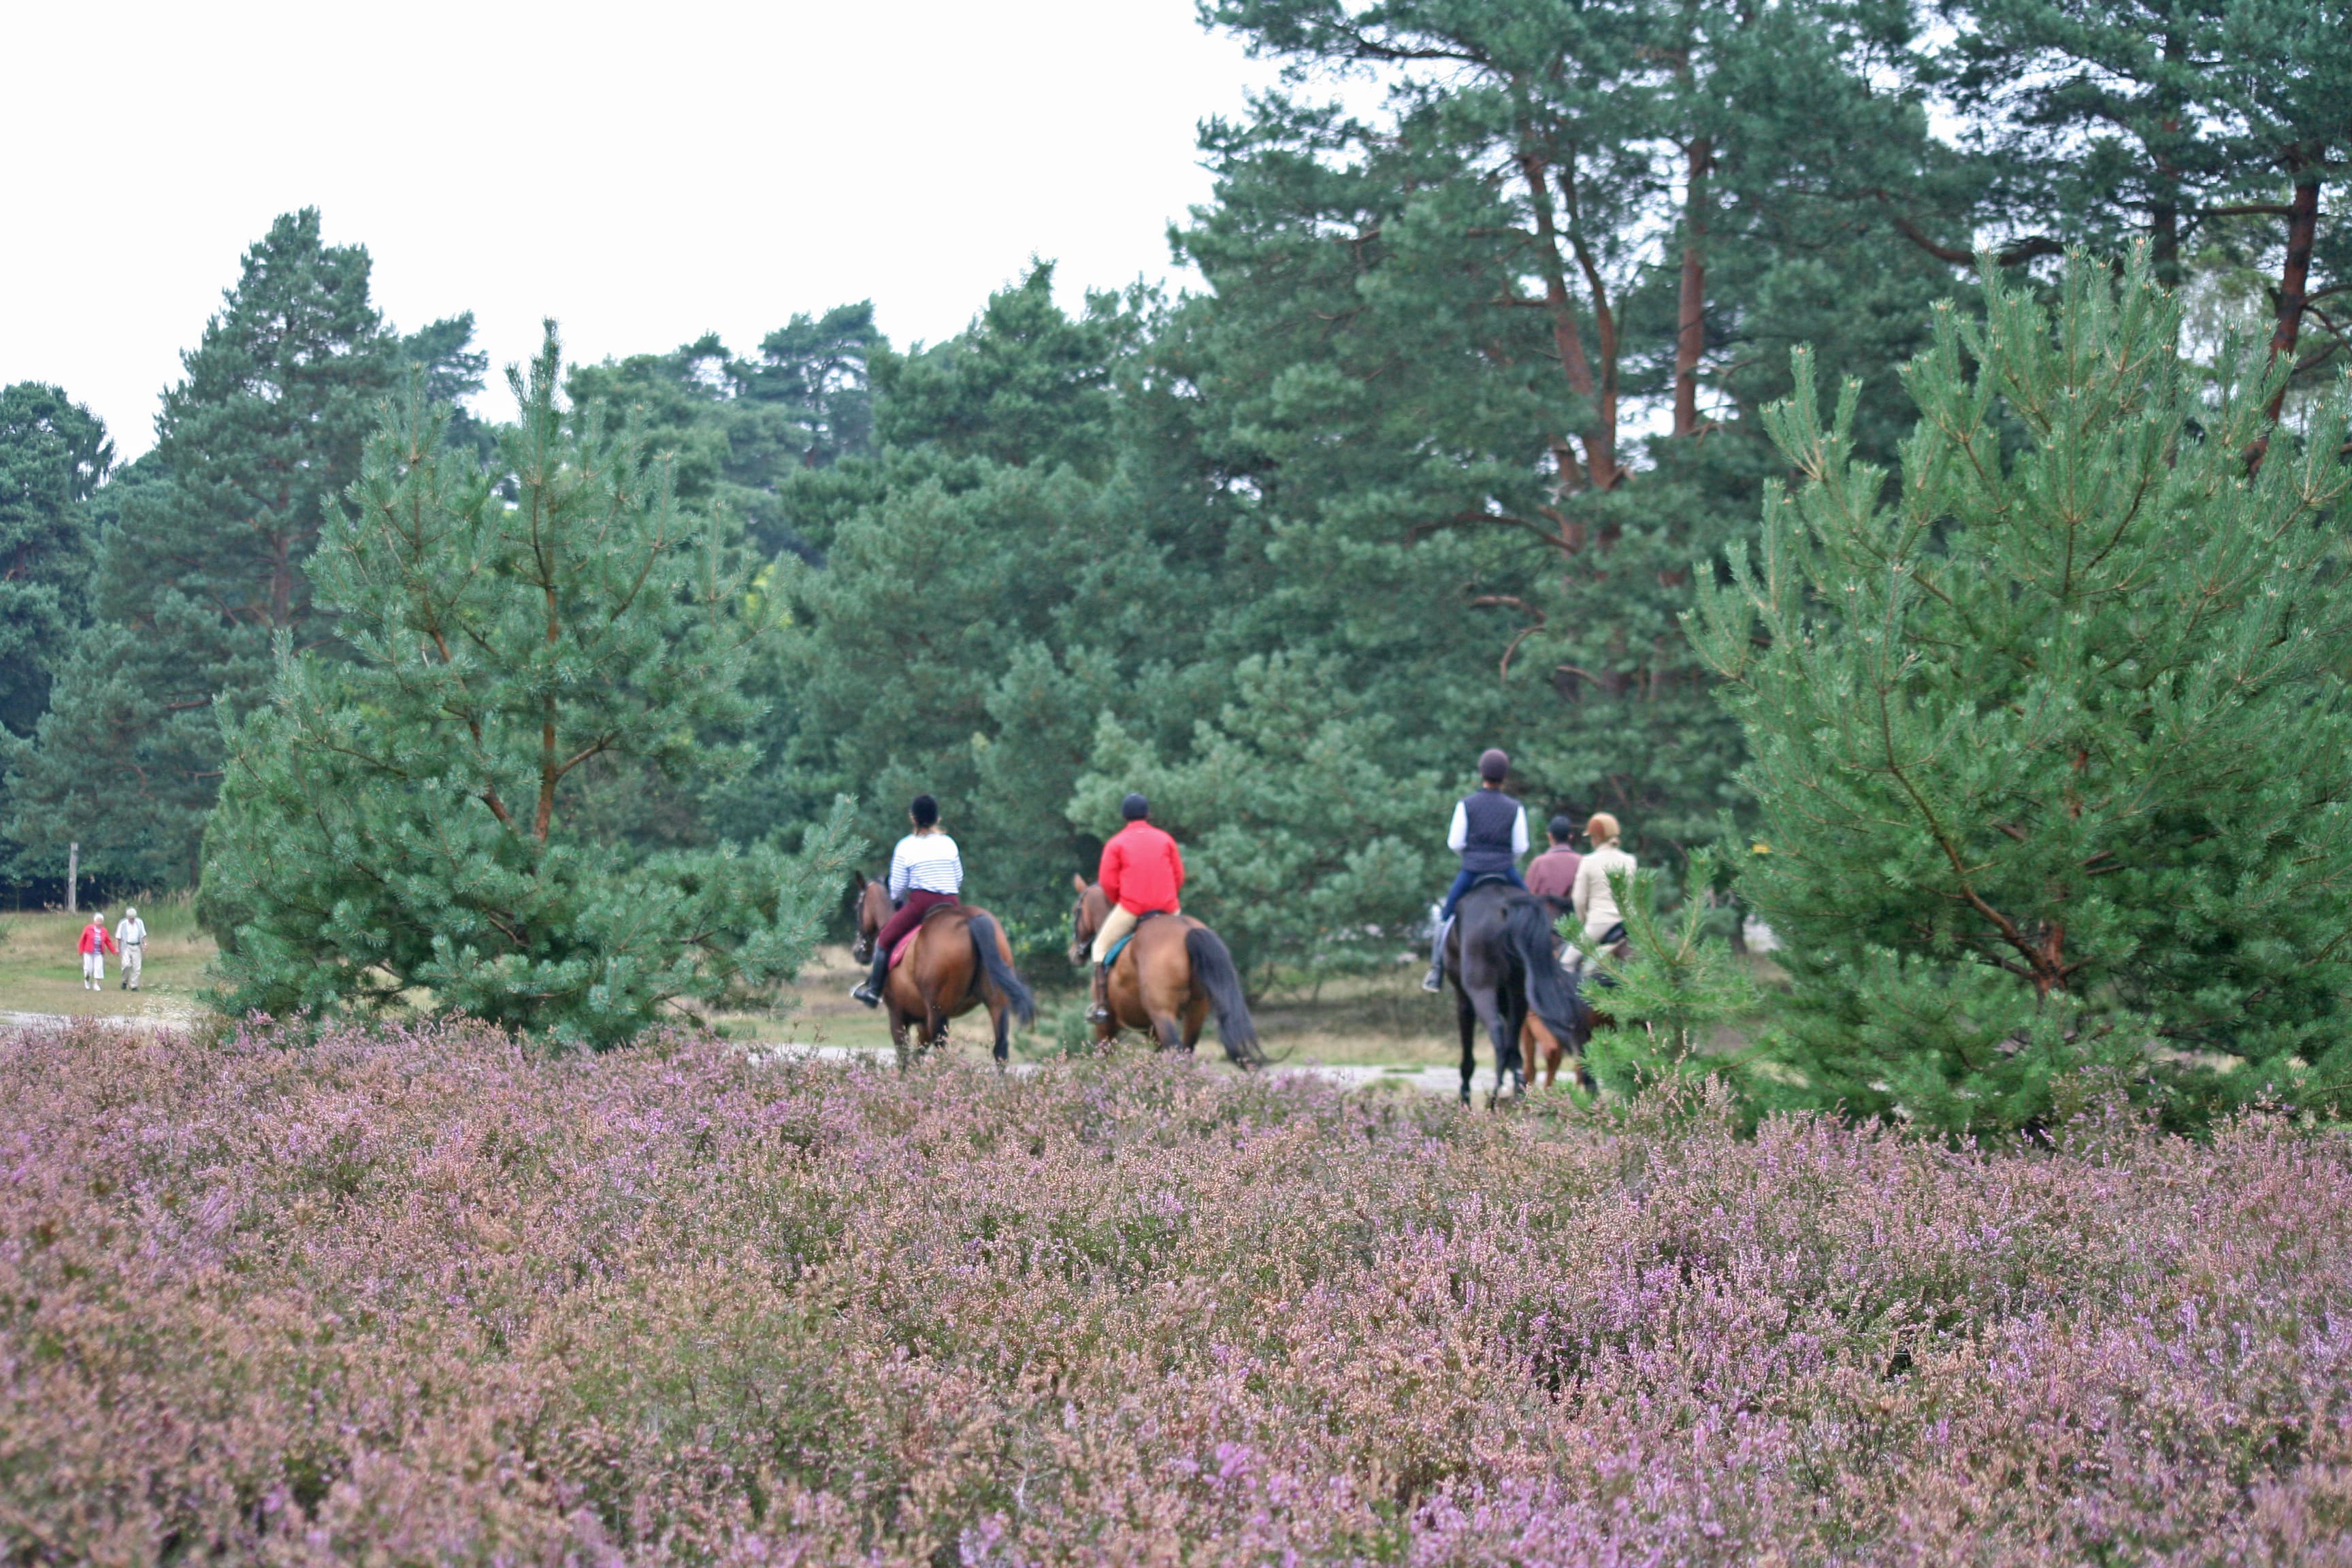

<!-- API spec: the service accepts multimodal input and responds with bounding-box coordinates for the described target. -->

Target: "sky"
[2,0,1279,458]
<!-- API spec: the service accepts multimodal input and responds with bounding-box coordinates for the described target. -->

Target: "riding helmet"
[1121,793,1151,821]
[1477,748,1509,783]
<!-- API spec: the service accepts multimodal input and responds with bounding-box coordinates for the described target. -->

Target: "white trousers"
[82,951,104,983]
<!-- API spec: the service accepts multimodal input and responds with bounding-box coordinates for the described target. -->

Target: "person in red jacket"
[1090,792,1184,1022]
[78,909,119,992]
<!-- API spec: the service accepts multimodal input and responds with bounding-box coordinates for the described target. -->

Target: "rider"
[850,794,962,1008]
[1524,815,1583,904]
[1571,811,1638,959]
[1422,749,1529,992]
[1088,793,1184,1022]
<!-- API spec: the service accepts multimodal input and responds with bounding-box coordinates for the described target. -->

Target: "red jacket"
[78,921,118,956]
[1100,821,1184,915]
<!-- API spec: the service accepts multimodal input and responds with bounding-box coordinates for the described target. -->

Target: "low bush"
[4,1019,2350,1563]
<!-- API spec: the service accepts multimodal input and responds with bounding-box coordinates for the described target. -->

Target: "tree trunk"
[1674,137,1712,436]
[66,841,77,914]
[2266,174,2321,423]
[1518,149,1607,493]
[2151,31,2184,289]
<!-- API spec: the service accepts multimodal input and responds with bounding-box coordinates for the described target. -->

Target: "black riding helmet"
[1122,793,1150,821]
[910,794,939,827]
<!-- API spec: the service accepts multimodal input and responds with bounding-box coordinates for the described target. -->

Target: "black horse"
[1440,878,1593,1106]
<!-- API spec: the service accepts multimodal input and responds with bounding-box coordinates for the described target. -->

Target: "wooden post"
[65,842,78,914]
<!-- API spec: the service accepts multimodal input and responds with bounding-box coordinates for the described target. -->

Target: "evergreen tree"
[1690,252,2352,1130]
[1177,0,1971,853]
[6,210,474,889]
[202,331,858,1046]
[0,384,111,741]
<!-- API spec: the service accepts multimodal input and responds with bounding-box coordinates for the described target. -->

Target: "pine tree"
[1690,251,2352,1130]
[0,384,111,742]
[201,330,858,1046]
[7,211,476,889]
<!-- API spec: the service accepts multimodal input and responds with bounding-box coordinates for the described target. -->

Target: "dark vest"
[1459,790,1521,875]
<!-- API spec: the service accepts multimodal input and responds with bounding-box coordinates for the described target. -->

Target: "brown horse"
[1067,877,1264,1066]
[852,874,1036,1068]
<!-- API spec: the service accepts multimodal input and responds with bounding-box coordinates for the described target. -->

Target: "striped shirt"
[887,832,964,899]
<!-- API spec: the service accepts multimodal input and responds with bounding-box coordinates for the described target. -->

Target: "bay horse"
[851,874,1036,1069]
[1067,877,1264,1066]
[1443,878,1592,1106]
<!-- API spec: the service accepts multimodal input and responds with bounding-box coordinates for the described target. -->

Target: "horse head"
[1067,874,1107,968]
[850,872,890,964]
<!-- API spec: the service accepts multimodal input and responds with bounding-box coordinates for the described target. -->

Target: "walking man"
[114,905,148,991]
[78,909,118,991]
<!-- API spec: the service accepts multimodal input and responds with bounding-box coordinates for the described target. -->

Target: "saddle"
[1100,909,1169,973]
[887,903,960,970]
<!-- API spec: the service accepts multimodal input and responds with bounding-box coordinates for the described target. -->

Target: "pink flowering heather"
[3,1020,2350,1565]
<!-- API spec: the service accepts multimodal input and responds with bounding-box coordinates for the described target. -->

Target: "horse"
[1441,878,1592,1106]
[1067,877,1265,1067]
[851,874,1037,1069]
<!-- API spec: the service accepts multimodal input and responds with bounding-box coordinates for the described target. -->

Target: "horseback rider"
[851,794,962,1008]
[1570,811,1639,966]
[1088,792,1184,1022]
[1524,814,1583,904]
[1422,749,1530,992]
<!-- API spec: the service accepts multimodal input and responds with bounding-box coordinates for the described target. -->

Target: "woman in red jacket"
[1089,793,1184,1022]
[78,910,119,992]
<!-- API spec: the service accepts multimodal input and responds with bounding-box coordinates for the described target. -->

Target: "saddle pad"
[1100,910,1167,973]
[888,905,957,970]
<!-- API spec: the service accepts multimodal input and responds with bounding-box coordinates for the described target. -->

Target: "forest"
[3,1,2347,1120]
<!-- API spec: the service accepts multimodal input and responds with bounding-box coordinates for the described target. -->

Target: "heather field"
[5,1022,2351,1565]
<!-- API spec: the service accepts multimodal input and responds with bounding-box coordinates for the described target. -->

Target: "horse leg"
[1150,1013,1185,1053]
[887,996,912,1073]
[1468,986,1518,1107]
[1455,982,1478,1107]
[1179,995,1209,1054]
[989,996,1009,1066]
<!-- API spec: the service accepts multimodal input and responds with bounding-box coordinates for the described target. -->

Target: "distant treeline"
[3,0,2344,981]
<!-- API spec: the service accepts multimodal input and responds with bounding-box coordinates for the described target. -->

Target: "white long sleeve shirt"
[1446,800,1529,856]
[887,832,964,899]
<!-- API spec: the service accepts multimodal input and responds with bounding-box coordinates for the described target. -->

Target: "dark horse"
[852,875,1037,1069]
[1068,877,1265,1066]
[1441,878,1593,1105]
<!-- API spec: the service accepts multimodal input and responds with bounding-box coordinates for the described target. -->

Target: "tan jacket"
[1572,844,1639,938]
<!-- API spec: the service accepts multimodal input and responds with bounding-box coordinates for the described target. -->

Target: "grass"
[0,910,1606,1072]
[0,894,214,1024]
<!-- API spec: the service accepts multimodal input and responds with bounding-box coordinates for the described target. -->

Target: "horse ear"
[1071,872,1088,894]
[851,870,866,892]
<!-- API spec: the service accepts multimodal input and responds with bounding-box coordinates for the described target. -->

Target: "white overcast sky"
[3,1,1278,458]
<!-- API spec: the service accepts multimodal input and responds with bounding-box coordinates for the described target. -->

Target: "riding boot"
[849,945,889,1009]
[1422,916,1454,992]
[1087,961,1113,1024]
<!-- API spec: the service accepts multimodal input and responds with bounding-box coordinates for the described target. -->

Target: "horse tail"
[964,913,1037,1026]
[1185,926,1264,1068]
[1506,895,1586,1049]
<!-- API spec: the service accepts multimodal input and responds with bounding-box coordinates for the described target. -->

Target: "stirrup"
[849,981,881,1009]
[1421,968,1445,993]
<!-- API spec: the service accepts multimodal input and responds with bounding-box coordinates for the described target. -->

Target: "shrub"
[6,1018,2352,1561]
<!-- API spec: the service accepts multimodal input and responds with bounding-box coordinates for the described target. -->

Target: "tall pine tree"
[7,210,475,888]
